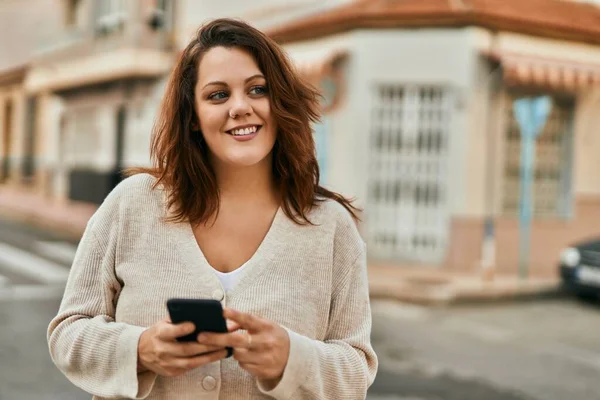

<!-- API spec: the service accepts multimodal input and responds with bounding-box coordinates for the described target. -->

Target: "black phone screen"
[166,298,229,342]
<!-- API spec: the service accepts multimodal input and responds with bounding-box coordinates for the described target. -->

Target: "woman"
[48,18,377,400]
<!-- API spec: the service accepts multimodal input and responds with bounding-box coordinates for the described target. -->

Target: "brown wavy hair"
[128,18,359,225]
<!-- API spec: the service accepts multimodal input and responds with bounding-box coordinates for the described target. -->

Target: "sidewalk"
[0,187,563,305]
[0,186,96,241]
[369,264,562,306]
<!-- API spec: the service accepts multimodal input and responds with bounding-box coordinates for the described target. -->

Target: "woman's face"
[194,46,277,169]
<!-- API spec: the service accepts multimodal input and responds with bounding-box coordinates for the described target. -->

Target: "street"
[370,299,600,400]
[1,218,600,399]
[0,218,87,399]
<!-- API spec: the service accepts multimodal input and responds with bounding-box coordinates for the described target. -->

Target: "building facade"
[22,0,174,204]
[11,0,342,205]
[262,0,600,277]
[0,67,29,187]
[0,0,64,190]
[3,0,599,278]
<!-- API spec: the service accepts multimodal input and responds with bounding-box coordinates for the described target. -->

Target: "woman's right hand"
[137,318,229,377]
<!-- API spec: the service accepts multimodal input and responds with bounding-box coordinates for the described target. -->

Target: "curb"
[449,285,567,306]
[369,277,564,306]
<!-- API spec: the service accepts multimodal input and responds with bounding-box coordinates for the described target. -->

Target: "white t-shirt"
[212,261,250,292]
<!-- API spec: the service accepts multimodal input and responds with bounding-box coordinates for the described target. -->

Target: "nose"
[229,94,252,118]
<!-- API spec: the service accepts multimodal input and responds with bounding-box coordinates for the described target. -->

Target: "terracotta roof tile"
[266,0,600,45]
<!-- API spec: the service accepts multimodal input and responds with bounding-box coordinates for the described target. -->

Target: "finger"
[158,321,195,341]
[153,341,220,359]
[198,331,249,349]
[237,349,269,366]
[227,319,242,332]
[231,347,256,363]
[172,349,229,370]
[223,308,264,332]
[171,343,224,358]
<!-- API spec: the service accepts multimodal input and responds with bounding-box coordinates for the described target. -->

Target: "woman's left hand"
[197,308,290,387]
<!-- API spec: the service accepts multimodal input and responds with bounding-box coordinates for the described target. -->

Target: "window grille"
[502,96,574,218]
[367,85,452,263]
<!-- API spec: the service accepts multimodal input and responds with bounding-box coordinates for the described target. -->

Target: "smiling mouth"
[226,125,262,136]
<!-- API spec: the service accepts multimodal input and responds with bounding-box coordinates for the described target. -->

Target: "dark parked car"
[560,238,600,300]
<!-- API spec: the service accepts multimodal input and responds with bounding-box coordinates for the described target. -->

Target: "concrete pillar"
[34,92,66,200]
[9,90,26,184]
[0,94,6,181]
[96,104,117,173]
[0,89,25,186]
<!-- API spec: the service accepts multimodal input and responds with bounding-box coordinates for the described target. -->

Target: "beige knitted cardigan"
[48,174,378,399]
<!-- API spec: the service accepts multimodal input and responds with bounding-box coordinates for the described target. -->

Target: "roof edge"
[266,4,600,46]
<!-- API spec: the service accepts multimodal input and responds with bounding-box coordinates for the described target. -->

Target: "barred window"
[367,85,452,263]
[502,95,574,218]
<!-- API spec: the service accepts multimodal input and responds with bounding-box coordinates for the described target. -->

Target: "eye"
[249,86,268,96]
[208,91,228,101]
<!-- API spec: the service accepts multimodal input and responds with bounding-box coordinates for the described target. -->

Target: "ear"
[190,110,201,131]
[191,118,202,137]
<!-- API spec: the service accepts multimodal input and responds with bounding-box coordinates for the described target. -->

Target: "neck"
[212,156,279,205]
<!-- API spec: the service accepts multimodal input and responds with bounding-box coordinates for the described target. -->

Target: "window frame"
[500,90,576,220]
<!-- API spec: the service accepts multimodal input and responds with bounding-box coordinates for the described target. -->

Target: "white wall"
[173,0,353,50]
[123,78,167,168]
[0,0,63,71]
[174,0,278,48]
[342,28,475,213]
[463,52,501,218]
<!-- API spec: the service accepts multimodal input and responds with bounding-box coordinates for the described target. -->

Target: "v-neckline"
[179,206,286,297]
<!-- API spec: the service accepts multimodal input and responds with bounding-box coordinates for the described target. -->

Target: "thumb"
[161,320,195,340]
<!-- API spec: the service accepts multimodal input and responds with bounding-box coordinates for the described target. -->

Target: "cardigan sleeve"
[47,194,158,399]
[258,248,378,399]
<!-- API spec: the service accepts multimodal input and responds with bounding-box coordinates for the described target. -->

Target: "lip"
[225,124,262,133]
[227,125,262,142]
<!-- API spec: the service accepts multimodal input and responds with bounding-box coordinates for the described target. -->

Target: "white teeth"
[231,126,258,136]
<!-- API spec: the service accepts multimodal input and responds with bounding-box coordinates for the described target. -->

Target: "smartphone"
[166,298,233,357]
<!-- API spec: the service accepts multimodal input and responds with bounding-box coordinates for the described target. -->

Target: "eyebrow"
[201,74,265,90]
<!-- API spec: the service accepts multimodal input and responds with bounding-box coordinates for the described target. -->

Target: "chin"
[224,152,271,167]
